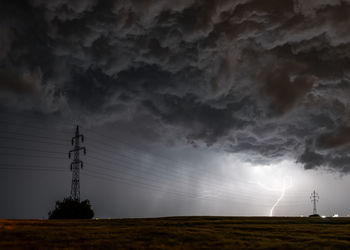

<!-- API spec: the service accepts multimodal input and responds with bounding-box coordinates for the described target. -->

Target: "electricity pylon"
[69,125,86,201]
[310,190,319,215]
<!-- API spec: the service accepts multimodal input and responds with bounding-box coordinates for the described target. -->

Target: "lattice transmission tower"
[310,190,319,215]
[69,125,86,201]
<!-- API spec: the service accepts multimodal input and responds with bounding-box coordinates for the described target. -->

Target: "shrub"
[48,197,94,219]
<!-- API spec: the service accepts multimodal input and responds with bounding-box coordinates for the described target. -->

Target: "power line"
[0,152,66,160]
[0,146,65,154]
[0,147,262,202]
[84,155,264,201]
[0,120,71,135]
[0,162,270,205]
[0,160,304,207]
[0,131,262,197]
[0,152,284,204]
[0,130,67,142]
[0,119,255,190]
[1,117,232,184]
[0,135,299,202]
[0,136,67,147]
[0,144,242,200]
[82,168,285,206]
[0,119,308,208]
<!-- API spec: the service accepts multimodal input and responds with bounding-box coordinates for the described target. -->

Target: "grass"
[1,216,350,249]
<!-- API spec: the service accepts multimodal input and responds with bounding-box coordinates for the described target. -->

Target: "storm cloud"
[1,0,350,171]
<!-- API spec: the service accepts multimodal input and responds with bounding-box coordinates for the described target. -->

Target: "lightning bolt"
[269,181,286,216]
[258,177,292,216]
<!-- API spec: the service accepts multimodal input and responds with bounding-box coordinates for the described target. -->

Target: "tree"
[48,197,94,219]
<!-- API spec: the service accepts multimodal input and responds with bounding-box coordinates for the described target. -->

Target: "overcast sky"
[1,0,350,219]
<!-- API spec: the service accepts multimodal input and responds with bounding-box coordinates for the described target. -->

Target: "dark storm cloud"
[318,127,350,149]
[0,68,41,94]
[2,0,350,171]
[0,22,12,60]
[260,60,315,115]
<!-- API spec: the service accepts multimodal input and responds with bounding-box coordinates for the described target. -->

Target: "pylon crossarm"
[69,146,86,154]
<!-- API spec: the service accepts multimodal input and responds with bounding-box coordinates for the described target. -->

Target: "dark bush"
[48,197,94,219]
[309,214,321,218]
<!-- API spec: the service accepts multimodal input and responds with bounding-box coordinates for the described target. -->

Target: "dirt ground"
[1,216,350,249]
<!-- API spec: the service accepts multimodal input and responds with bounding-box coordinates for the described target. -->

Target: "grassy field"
[1,216,350,249]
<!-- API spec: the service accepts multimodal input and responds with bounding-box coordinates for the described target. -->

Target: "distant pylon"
[310,190,319,215]
[69,125,86,201]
